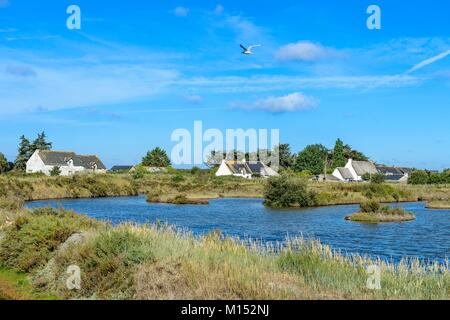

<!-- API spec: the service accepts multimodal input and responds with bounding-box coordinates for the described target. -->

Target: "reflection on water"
[26,196,450,263]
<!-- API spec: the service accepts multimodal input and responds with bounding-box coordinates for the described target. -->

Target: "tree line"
[0,132,52,173]
[206,138,369,176]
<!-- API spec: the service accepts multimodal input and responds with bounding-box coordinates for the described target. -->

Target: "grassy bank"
[426,200,450,209]
[0,206,448,300]
[1,172,449,207]
[346,201,416,223]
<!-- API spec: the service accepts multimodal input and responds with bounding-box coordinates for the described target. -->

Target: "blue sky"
[0,0,449,169]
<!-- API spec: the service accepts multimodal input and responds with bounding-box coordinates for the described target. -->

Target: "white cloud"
[173,6,189,17]
[181,74,422,93]
[275,41,340,62]
[407,49,450,73]
[232,92,319,113]
[184,94,203,104]
[0,62,178,114]
[225,16,263,42]
[214,4,224,15]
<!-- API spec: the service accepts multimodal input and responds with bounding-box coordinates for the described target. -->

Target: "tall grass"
[0,209,448,300]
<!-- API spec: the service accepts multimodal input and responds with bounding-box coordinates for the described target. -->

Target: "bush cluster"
[264,176,317,208]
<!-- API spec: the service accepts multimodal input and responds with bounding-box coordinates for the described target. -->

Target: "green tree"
[142,147,171,167]
[50,166,61,176]
[31,131,52,151]
[274,144,294,169]
[332,139,346,168]
[408,171,429,185]
[294,144,328,175]
[14,135,32,171]
[0,153,9,173]
[370,173,385,184]
[343,144,368,161]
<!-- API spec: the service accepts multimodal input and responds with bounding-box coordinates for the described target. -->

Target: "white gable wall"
[332,168,345,181]
[26,150,91,176]
[26,151,48,175]
[215,160,233,176]
[344,159,361,181]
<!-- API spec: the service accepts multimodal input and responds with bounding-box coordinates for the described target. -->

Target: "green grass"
[426,200,450,209]
[0,267,56,300]
[345,201,416,223]
[0,208,448,300]
[0,207,102,272]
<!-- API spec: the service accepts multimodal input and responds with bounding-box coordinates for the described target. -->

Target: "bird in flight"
[240,44,261,55]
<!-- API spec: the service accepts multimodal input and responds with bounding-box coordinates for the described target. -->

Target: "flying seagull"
[240,44,261,55]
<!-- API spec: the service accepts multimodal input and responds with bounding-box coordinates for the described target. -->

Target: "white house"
[26,150,107,176]
[215,159,279,179]
[376,166,409,183]
[332,159,378,182]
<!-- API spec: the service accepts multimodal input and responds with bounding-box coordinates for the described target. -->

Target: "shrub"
[171,175,184,183]
[359,201,381,213]
[408,171,429,185]
[190,166,201,175]
[51,226,155,299]
[0,208,100,272]
[50,166,61,176]
[0,197,23,210]
[264,176,317,208]
[370,173,385,184]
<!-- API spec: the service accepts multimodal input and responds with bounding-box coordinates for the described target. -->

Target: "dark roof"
[38,151,76,166]
[226,161,268,175]
[38,150,106,170]
[337,167,353,180]
[110,165,134,171]
[398,167,413,174]
[247,162,265,174]
[230,163,251,174]
[376,166,404,175]
[73,155,106,170]
[384,174,405,181]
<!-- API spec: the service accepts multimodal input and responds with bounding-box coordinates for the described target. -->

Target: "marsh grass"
[0,207,101,273]
[426,200,450,209]
[1,208,447,300]
[345,201,416,223]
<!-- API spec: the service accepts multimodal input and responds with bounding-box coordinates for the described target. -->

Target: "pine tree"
[31,131,52,151]
[14,135,31,171]
[0,152,9,173]
[332,138,346,168]
[142,147,171,167]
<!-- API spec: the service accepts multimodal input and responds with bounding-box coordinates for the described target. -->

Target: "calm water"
[26,196,450,263]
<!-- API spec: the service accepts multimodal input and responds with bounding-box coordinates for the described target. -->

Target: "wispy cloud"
[214,4,224,15]
[5,65,37,77]
[232,92,318,113]
[406,49,450,73]
[184,95,203,104]
[225,15,265,42]
[0,62,179,114]
[172,6,189,17]
[275,41,342,62]
[182,74,422,93]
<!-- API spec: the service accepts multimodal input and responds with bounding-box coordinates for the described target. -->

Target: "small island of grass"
[426,200,450,209]
[345,201,415,223]
[147,193,209,205]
